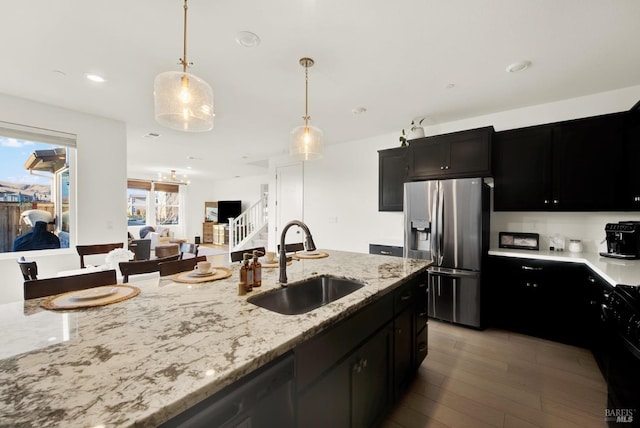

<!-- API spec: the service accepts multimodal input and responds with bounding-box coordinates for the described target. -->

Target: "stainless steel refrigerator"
[404,178,489,328]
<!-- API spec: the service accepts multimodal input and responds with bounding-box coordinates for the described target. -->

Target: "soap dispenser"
[252,250,262,287]
[240,253,253,292]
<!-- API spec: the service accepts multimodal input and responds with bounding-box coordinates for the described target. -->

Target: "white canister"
[568,239,583,253]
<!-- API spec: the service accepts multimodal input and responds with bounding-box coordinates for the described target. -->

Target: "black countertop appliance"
[600,222,640,260]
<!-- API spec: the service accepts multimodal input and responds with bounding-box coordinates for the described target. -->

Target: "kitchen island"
[0,250,429,427]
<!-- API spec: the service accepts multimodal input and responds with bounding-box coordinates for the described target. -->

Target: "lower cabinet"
[487,256,599,347]
[296,271,429,427]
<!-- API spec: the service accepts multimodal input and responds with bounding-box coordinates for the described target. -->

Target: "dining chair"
[130,239,152,260]
[17,256,38,280]
[24,269,117,300]
[277,242,305,253]
[155,244,180,259]
[230,246,265,263]
[76,243,124,268]
[159,255,207,277]
[178,243,199,260]
[119,255,179,283]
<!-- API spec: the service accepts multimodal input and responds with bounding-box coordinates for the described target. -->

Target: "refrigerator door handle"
[437,182,444,265]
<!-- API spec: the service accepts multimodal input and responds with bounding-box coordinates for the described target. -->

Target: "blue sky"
[0,136,53,186]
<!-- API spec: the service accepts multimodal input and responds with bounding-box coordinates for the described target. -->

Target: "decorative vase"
[409,127,425,139]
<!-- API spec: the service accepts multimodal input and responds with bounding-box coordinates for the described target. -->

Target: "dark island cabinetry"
[296,271,428,427]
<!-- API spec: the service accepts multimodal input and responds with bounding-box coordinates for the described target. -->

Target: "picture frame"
[204,201,218,223]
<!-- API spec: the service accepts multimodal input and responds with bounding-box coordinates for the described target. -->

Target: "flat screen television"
[217,200,242,224]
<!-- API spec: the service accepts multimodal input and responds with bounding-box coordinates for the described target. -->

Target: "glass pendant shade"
[154,71,214,132]
[290,124,324,161]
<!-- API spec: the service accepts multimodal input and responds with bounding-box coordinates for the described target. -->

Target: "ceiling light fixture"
[154,0,214,132]
[157,169,190,185]
[506,60,532,73]
[290,57,324,161]
[235,31,261,48]
[85,73,106,83]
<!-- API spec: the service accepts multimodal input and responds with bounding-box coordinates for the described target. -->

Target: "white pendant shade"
[154,71,214,132]
[290,124,324,161]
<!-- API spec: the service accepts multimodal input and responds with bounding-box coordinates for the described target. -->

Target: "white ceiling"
[2,0,639,182]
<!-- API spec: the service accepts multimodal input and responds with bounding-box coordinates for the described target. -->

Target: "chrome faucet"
[279,220,316,285]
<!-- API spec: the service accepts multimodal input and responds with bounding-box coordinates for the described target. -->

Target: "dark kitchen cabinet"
[393,282,414,400]
[378,147,407,211]
[488,256,595,347]
[493,125,553,211]
[369,243,403,257]
[407,127,493,180]
[493,112,628,211]
[621,109,640,209]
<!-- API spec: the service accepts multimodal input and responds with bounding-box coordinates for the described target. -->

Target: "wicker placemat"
[172,267,232,284]
[41,285,141,311]
[292,251,329,260]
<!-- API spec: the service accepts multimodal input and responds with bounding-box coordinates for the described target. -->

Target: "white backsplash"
[491,210,640,254]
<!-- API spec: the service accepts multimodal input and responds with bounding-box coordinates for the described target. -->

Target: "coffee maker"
[600,222,640,259]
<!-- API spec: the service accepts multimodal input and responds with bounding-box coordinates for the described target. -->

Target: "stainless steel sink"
[247,275,366,315]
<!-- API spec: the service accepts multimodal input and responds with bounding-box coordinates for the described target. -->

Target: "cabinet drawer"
[394,281,413,313]
[415,326,428,367]
[369,244,403,257]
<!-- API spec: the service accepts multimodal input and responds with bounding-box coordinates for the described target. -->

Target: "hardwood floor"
[384,320,608,428]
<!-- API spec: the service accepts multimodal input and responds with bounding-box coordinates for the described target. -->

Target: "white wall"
[285,84,640,255]
[184,174,268,243]
[0,93,127,303]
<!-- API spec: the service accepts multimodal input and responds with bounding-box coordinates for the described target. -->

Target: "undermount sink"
[247,275,366,315]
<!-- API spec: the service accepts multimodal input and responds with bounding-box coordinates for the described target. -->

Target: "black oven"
[600,284,640,427]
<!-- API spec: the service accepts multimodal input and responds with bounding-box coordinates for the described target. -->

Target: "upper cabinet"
[493,111,629,211]
[378,147,407,212]
[407,127,493,181]
[622,109,640,209]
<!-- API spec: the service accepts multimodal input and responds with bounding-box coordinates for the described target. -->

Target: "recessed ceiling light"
[445,83,456,89]
[235,31,261,48]
[85,73,106,83]
[52,69,67,77]
[506,61,532,73]
[352,107,367,115]
[143,132,161,139]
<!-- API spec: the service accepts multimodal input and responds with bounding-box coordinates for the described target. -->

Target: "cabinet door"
[446,127,492,177]
[298,360,349,428]
[621,110,640,209]
[553,113,625,211]
[407,137,448,179]
[352,326,392,428]
[493,125,553,211]
[378,148,407,211]
[393,306,413,400]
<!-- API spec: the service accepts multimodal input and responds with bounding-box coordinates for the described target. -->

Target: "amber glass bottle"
[240,253,253,292]
[252,250,262,287]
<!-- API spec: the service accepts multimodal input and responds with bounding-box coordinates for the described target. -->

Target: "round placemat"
[41,285,141,310]
[172,267,232,284]
[292,251,329,260]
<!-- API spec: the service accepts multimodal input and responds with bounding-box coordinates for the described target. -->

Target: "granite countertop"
[489,248,640,286]
[0,250,429,428]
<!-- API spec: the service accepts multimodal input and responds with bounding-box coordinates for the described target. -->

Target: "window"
[0,122,76,254]
[127,180,151,226]
[154,183,180,225]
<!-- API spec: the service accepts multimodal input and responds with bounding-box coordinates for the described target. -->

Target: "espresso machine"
[600,221,640,259]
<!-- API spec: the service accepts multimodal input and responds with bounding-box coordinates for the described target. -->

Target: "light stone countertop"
[0,250,429,428]
[489,248,640,286]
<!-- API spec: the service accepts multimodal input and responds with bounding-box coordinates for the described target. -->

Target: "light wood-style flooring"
[384,320,608,428]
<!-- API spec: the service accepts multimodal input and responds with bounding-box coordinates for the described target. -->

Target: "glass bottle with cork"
[240,253,253,292]
[252,250,262,287]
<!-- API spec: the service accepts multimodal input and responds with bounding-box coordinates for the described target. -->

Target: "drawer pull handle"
[418,343,428,352]
[400,294,411,301]
[380,250,392,255]
[521,266,542,271]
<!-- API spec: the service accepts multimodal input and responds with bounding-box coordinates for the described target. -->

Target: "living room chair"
[130,239,152,261]
[230,246,265,263]
[24,270,117,300]
[159,255,207,277]
[17,256,38,280]
[76,243,124,268]
[178,243,199,260]
[119,255,179,283]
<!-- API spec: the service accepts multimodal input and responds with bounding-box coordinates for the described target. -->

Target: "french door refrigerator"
[404,178,489,328]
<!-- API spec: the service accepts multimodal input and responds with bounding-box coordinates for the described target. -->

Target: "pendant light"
[154,0,214,132]
[290,57,324,160]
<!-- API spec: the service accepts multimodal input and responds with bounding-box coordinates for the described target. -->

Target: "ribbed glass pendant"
[154,71,214,132]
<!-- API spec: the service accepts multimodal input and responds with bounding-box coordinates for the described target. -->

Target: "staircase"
[228,193,268,252]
